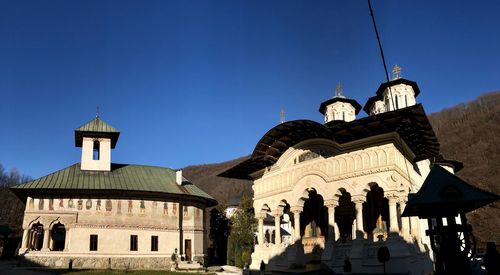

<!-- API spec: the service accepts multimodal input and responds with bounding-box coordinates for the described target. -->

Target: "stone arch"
[50,222,66,251]
[292,174,329,206]
[369,151,378,167]
[356,175,387,197]
[346,156,354,172]
[332,159,340,175]
[354,155,362,170]
[28,221,44,251]
[378,149,387,165]
[340,158,348,173]
[258,203,271,216]
[362,153,370,169]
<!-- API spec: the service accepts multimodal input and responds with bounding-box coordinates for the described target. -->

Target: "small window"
[130,235,138,251]
[342,111,345,121]
[89,235,98,251]
[93,140,100,160]
[151,236,158,251]
[395,95,399,109]
[405,94,408,107]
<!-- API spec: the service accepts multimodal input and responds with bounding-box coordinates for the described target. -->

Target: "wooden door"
[185,239,192,261]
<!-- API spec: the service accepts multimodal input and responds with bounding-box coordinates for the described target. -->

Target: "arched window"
[29,222,44,251]
[51,223,66,251]
[395,95,399,109]
[93,140,100,160]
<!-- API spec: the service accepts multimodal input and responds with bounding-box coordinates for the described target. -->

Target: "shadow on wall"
[248,225,434,275]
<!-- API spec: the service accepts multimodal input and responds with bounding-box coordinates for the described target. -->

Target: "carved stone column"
[256,214,265,246]
[41,227,50,251]
[399,199,410,237]
[324,200,339,242]
[387,194,399,234]
[410,216,420,239]
[273,211,283,246]
[290,206,302,242]
[352,196,366,239]
[21,228,29,251]
[64,228,70,251]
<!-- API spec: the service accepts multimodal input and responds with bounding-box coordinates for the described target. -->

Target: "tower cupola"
[75,115,120,171]
[364,65,420,115]
[319,82,362,123]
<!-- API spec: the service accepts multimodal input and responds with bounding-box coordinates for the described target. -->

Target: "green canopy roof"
[402,165,499,218]
[11,163,217,207]
[75,117,120,148]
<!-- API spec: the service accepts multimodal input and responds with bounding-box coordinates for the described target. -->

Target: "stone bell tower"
[319,82,362,123]
[74,114,120,171]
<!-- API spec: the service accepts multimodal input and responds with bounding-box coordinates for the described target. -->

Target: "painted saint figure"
[48,198,54,210]
[77,199,83,210]
[68,199,74,208]
[59,199,64,208]
[86,199,92,210]
[140,200,145,214]
[128,200,133,213]
[163,202,168,215]
[38,198,44,210]
[105,199,112,212]
[96,199,101,211]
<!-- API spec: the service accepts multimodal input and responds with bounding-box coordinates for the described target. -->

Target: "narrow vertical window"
[151,236,158,251]
[342,111,345,121]
[130,235,138,251]
[89,235,98,251]
[93,140,100,160]
[395,96,399,109]
[405,94,408,107]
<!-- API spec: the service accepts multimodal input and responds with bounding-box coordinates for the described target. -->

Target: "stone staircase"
[176,261,205,272]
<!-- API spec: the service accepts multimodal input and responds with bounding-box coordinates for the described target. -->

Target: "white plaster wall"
[81,137,111,171]
[69,227,180,255]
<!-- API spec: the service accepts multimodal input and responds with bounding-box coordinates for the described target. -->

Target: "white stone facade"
[19,197,207,269]
[249,136,434,274]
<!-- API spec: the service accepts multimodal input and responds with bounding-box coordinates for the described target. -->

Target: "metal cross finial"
[280,108,285,124]
[335,82,343,97]
[392,64,402,80]
[96,105,100,118]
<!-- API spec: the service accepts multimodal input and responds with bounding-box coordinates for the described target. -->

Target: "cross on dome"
[392,64,402,80]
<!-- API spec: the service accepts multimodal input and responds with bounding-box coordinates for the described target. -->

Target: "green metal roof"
[76,117,119,133]
[75,117,121,148]
[11,163,216,206]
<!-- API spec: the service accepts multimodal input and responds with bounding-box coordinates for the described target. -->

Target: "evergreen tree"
[227,195,257,267]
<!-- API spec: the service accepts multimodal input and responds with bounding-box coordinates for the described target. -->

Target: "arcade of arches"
[23,220,69,252]
[248,142,434,273]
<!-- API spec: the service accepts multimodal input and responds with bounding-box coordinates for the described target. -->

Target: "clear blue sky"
[1,0,499,179]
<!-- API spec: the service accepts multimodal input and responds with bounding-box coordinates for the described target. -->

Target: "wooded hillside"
[428,91,500,245]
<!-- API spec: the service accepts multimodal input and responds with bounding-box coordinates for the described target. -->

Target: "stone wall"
[21,255,172,270]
